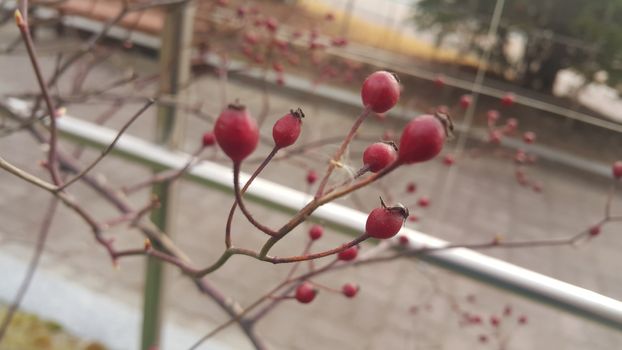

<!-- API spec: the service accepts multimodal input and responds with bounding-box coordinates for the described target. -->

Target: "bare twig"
[0,198,58,344]
[15,9,62,185]
[56,99,155,191]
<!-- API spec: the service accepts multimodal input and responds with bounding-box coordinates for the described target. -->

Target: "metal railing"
[8,97,615,332]
[29,5,617,180]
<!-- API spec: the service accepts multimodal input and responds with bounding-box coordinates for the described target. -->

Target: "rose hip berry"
[504,118,518,134]
[365,197,409,239]
[337,246,359,261]
[295,282,317,304]
[363,141,398,173]
[202,131,216,147]
[214,103,259,162]
[265,17,278,32]
[501,92,515,106]
[361,71,401,113]
[272,62,284,73]
[443,154,455,166]
[589,225,601,237]
[273,108,304,149]
[487,110,499,124]
[306,170,318,185]
[523,131,536,144]
[342,283,359,298]
[459,94,472,109]
[489,130,502,144]
[418,196,430,208]
[309,225,323,240]
[612,161,622,179]
[398,112,452,164]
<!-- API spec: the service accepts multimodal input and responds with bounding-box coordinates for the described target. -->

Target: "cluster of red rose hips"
[206,0,359,87]
[292,224,360,304]
[410,293,528,348]
[437,89,542,192]
[198,69,452,303]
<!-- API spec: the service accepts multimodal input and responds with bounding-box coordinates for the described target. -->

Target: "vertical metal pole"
[141,2,195,349]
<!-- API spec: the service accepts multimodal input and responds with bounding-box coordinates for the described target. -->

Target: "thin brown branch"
[0,197,58,344]
[232,161,278,237]
[57,99,155,191]
[226,148,279,246]
[15,9,62,185]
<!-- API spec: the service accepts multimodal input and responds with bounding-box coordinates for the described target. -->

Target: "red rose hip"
[306,170,318,185]
[308,225,323,240]
[202,131,216,147]
[418,196,430,207]
[273,108,304,149]
[342,283,359,298]
[398,113,452,164]
[363,141,398,172]
[501,92,515,106]
[523,131,536,144]
[214,103,259,162]
[337,246,359,261]
[295,282,317,304]
[361,71,401,113]
[613,161,622,179]
[459,94,472,109]
[365,198,408,239]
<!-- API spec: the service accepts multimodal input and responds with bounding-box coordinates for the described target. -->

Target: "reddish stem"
[315,107,371,198]
[226,148,279,246]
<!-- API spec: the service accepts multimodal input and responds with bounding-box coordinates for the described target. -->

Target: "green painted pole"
[141,2,195,349]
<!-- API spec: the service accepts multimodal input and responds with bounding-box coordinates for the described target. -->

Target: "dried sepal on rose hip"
[214,102,259,163]
[362,141,398,173]
[295,282,317,304]
[365,197,409,239]
[361,71,401,113]
[273,108,304,149]
[397,112,453,164]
